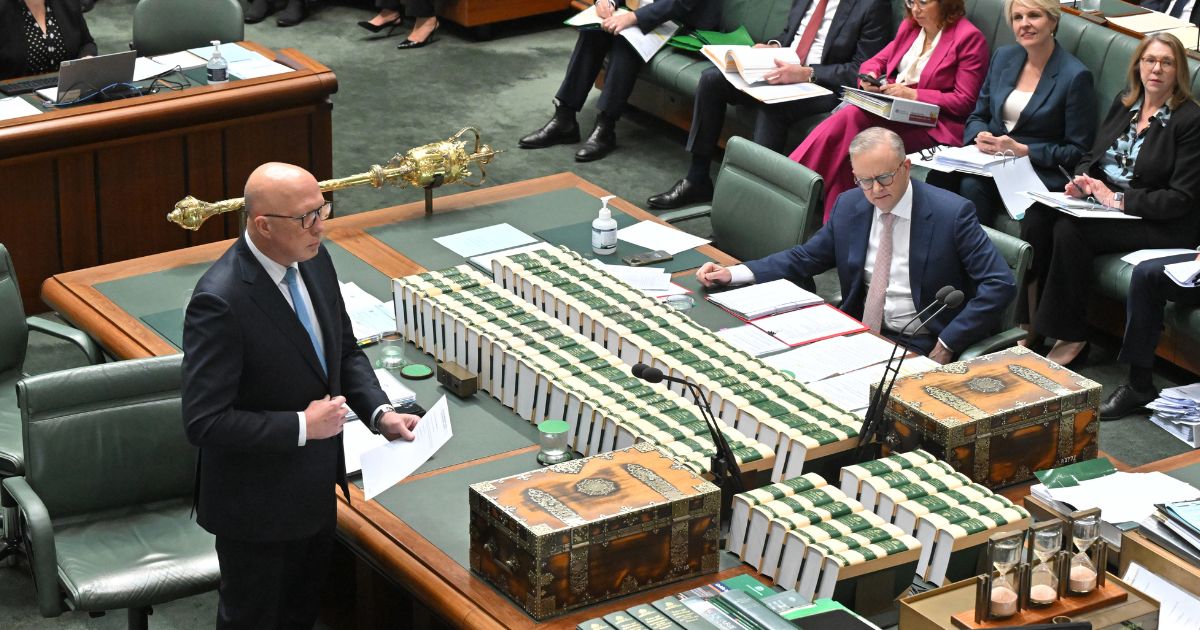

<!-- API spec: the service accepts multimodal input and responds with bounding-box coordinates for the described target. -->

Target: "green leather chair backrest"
[710,136,824,261]
[720,0,796,42]
[0,245,27,376]
[17,354,192,519]
[981,225,1032,331]
[132,0,245,57]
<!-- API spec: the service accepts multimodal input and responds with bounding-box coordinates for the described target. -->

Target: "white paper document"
[1026,191,1140,219]
[1165,260,1200,287]
[564,5,631,27]
[187,43,260,64]
[808,356,939,414]
[1108,12,1194,34]
[133,57,172,81]
[340,282,396,341]
[987,156,1045,220]
[616,220,710,255]
[343,420,387,474]
[601,263,671,291]
[1046,471,1200,524]
[1121,249,1198,265]
[433,223,538,258]
[764,332,897,383]
[723,71,834,103]
[344,368,416,421]
[619,19,677,62]
[644,282,691,299]
[715,324,790,357]
[1124,561,1200,630]
[706,278,824,319]
[749,304,866,346]
[361,395,453,500]
[228,58,293,79]
[147,50,207,70]
[0,96,41,122]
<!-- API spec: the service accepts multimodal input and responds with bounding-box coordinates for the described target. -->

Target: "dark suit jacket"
[0,0,97,80]
[744,181,1015,353]
[624,0,721,31]
[1141,0,1200,25]
[769,0,892,91]
[964,43,1096,190]
[1080,95,1200,239]
[182,238,389,542]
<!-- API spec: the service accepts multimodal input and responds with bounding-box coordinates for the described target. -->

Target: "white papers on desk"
[228,58,293,79]
[433,223,538,258]
[1121,249,1199,265]
[599,263,671,291]
[0,96,41,121]
[763,332,897,383]
[616,220,710,255]
[468,241,555,272]
[715,324,790,357]
[619,18,677,62]
[706,279,823,319]
[988,156,1045,220]
[134,57,173,81]
[1148,382,1200,447]
[344,368,416,422]
[748,304,866,346]
[147,50,207,70]
[1165,260,1200,287]
[1026,191,1140,219]
[806,355,939,415]
[1108,12,1194,34]
[1038,471,1200,524]
[644,282,690,299]
[360,394,452,500]
[1163,25,1200,51]
[340,281,396,341]
[1123,561,1200,630]
[187,43,259,63]
[564,5,632,26]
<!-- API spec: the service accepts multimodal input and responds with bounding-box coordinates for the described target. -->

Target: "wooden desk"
[2,42,335,312]
[44,173,761,629]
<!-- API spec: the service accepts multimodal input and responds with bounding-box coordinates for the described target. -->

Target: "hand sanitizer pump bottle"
[592,195,618,255]
[207,40,229,84]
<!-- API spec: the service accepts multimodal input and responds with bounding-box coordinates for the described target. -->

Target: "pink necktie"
[793,0,830,62]
[863,212,896,333]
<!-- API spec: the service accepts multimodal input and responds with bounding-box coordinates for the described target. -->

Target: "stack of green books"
[839,450,939,496]
[916,501,1030,585]
[728,473,827,557]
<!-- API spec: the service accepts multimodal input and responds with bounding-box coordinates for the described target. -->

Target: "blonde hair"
[1122,33,1195,110]
[1004,0,1060,26]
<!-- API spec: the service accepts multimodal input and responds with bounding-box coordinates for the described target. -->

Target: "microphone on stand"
[856,287,965,461]
[631,363,746,510]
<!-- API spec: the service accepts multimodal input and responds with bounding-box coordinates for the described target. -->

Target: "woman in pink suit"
[790,0,989,220]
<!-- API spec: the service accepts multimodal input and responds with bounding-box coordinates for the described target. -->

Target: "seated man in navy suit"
[695,127,1016,363]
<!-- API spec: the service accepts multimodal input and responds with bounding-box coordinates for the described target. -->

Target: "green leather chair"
[958,226,1033,359]
[131,0,245,57]
[0,244,101,560]
[659,136,824,263]
[2,355,218,628]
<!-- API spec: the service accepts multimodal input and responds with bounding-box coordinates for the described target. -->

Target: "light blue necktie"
[284,266,326,375]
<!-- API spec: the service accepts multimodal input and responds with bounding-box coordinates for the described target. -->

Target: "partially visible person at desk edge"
[0,0,96,81]
[1021,33,1200,368]
[182,162,421,628]
[957,0,1096,226]
[695,127,1015,364]
[1100,249,1200,421]
[1141,0,1200,27]
[644,0,892,210]
[518,0,720,163]
[788,0,989,221]
[358,0,439,49]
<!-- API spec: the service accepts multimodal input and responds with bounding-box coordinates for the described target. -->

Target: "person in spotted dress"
[1,0,96,81]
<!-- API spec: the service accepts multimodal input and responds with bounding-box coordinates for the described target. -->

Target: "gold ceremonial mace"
[168,127,499,231]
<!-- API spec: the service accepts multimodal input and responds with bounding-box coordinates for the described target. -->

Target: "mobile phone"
[623,250,673,267]
[857,73,883,87]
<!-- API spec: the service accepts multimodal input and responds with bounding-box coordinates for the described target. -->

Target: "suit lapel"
[237,241,329,382]
[844,196,874,303]
[907,184,934,308]
[789,0,816,39]
[1015,44,1061,131]
[821,0,855,60]
[920,20,953,89]
[994,48,1023,124]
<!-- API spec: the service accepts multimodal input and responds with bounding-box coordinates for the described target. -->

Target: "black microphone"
[631,363,650,379]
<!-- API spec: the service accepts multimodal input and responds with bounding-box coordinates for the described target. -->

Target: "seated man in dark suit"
[1100,250,1200,420]
[695,127,1016,363]
[648,0,892,209]
[182,162,421,628]
[1142,0,1199,25]
[519,0,720,162]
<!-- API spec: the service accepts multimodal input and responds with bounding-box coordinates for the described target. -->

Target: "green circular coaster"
[399,364,433,380]
[539,420,570,434]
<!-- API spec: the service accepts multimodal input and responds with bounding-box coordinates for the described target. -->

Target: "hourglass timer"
[977,531,1026,620]
[1065,509,1106,596]
[1027,522,1064,607]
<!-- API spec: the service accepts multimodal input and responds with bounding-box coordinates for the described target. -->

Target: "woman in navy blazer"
[958,0,1096,225]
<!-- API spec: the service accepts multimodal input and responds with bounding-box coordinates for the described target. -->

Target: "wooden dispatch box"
[878,347,1101,489]
[468,443,721,620]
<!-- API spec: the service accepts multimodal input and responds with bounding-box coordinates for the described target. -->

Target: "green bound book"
[651,596,721,630]
[578,618,617,630]
[626,604,684,630]
[603,611,649,630]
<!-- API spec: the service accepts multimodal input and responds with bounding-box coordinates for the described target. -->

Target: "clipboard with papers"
[1025,191,1140,220]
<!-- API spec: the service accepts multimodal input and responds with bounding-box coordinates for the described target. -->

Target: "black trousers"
[376,0,433,16]
[555,29,645,118]
[957,173,1003,227]
[214,527,334,630]
[685,66,839,157]
[1020,204,1194,341]
[1120,253,1200,368]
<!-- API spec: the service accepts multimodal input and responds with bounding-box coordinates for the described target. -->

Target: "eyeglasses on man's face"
[853,162,906,190]
[258,200,333,229]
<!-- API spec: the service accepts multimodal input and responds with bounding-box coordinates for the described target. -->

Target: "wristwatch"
[372,404,396,433]
[1113,192,1125,210]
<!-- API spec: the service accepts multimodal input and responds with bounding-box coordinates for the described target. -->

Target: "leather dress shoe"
[518,114,579,149]
[276,0,307,27]
[575,116,616,162]
[647,178,714,210]
[242,0,275,23]
[1099,384,1157,421]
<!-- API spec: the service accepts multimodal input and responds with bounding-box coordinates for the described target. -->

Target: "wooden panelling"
[96,139,191,263]
[223,111,314,198]
[56,152,98,271]
[184,129,235,247]
[0,161,59,310]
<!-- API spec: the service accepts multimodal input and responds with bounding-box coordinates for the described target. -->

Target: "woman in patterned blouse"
[1,0,96,81]
[1021,33,1200,367]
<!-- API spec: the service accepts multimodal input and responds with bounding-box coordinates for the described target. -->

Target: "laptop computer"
[48,50,137,103]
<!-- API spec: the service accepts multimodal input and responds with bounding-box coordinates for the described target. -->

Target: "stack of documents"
[930,145,1008,176]
[1031,469,1200,545]
[342,369,421,474]
[707,279,824,319]
[806,356,939,416]
[597,263,671,292]
[1165,259,1200,288]
[841,87,939,127]
[749,304,866,347]
[1148,383,1200,447]
[763,333,897,383]
[340,282,396,342]
[1025,191,1139,219]
[698,45,833,104]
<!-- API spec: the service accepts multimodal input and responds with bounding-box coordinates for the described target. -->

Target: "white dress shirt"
[1001,89,1033,133]
[1167,0,1196,19]
[781,0,843,66]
